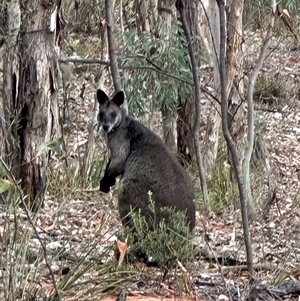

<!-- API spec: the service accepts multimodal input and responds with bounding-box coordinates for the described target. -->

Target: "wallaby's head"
[97,89,124,133]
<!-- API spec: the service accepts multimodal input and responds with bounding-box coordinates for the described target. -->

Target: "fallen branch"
[209,262,277,273]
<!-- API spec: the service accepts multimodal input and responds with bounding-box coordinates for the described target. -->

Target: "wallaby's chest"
[107,123,131,160]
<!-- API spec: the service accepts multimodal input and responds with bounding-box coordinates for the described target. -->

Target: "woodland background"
[1,0,300,300]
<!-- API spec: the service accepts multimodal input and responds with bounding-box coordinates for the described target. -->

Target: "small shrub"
[253,73,287,108]
[123,193,195,269]
[207,148,238,215]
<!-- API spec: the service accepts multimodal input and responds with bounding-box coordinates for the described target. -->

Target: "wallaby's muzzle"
[102,124,110,132]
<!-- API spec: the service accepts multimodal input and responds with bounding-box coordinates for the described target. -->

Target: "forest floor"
[2,32,300,301]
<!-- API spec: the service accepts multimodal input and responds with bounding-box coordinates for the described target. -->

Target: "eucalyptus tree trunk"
[199,0,222,177]
[176,0,209,211]
[157,0,178,154]
[199,0,246,178]
[216,0,253,277]
[105,0,121,93]
[2,0,63,211]
[135,0,150,36]
[226,0,246,161]
[225,0,255,218]
[177,98,194,164]
[176,0,198,164]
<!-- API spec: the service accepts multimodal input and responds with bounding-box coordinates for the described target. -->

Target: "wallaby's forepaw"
[100,179,110,193]
[100,177,115,193]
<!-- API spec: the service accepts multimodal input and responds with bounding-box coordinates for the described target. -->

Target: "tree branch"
[59,56,221,105]
[59,57,110,65]
[176,0,209,211]
[105,0,121,92]
[243,0,277,205]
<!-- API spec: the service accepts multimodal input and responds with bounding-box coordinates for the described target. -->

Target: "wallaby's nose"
[103,125,110,132]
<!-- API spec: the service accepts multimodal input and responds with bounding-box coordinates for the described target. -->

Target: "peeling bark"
[226,0,246,162]
[199,0,222,176]
[161,106,177,154]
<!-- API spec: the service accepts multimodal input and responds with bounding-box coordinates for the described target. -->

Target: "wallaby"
[97,89,195,231]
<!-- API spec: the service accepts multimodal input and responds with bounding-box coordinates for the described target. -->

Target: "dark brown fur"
[97,89,195,230]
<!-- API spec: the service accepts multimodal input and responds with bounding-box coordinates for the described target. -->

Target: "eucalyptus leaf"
[36,142,48,157]
[0,179,13,193]
[47,137,63,150]
[36,137,63,156]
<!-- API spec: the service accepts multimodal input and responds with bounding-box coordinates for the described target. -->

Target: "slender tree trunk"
[176,0,198,164]
[226,0,246,163]
[176,0,209,211]
[161,106,177,154]
[105,0,129,112]
[135,0,150,36]
[216,0,253,276]
[224,0,256,219]
[199,0,246,181]
[157,0,178,154]
[2,0,63,211]
[177,98,194,164]
[106,0,120,92]
[84,18,109,181]
[199,0,222,177]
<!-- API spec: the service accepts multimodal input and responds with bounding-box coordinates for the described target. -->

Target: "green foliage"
[121,20,193,116]
[206,145,238,215]
[0,178,13,193]
[244,0,300,30]
[243,0,270,29]
[0,156,117,300]
[199,140,239,215]
[124,193,194,269]
[283,0,299,14]
[0,194,42,300]
[37,137,63,157]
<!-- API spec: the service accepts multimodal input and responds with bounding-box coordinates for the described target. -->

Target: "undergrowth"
[202,137,272,217]
[122,193,195,270]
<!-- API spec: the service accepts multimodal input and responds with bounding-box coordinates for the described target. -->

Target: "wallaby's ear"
[112,90,124,107]
[97,89,109,105]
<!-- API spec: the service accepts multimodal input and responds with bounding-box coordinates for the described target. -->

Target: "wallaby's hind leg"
[118,179,155,228]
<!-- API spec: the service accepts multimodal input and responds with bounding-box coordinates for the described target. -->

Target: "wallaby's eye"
[99,111,104,121]
[111,112,117,119]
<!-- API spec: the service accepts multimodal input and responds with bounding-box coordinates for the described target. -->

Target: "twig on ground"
[116,238,128,269]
